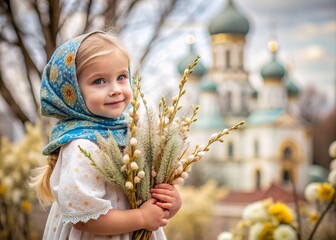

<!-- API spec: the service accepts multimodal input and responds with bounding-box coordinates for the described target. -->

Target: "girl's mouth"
[105,100,124,105]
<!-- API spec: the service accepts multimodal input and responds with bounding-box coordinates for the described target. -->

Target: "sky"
[128,0,336,112]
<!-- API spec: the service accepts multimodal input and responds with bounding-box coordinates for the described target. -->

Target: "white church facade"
[178,0,312,192]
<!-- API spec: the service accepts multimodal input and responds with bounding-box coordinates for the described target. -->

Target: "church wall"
[244,126,277,158]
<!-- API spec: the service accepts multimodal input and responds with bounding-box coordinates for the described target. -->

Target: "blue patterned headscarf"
[40,31,129,155]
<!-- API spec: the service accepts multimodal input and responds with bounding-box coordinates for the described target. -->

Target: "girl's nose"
[108,83,122,96]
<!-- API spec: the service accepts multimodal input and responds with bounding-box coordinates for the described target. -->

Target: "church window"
[241,91,246,111]
[254,140,259,157]
[227,92,232,111]
[283,147,292,160]
[282,169,291,184]
[228,142,234,158]
[213,50,218,69]
[255,169,261,189]
[239,51,244,68]
[225,50,231,68]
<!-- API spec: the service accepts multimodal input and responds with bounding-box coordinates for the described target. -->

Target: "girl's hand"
[139,198,169,231]
[151,184,182,219]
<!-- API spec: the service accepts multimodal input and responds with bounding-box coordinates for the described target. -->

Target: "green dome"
[261,41,285,80]
[178,44,206,76]
[208,0,250,36]
[286,80,300,96]
[261,54,285,80]
[200,79,217,92]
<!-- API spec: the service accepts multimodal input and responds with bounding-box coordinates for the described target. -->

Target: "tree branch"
[4,0,41,79]
[3,0,39,111]
[104,0,118,27]
[48,0,60,43]
[116,0,140,30]
[83,0,94,33]
[138,0,178,66]
[32,0,54,60]
[0,71,30,124]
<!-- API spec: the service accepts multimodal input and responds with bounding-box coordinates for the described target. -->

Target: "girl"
[30,31,181,240]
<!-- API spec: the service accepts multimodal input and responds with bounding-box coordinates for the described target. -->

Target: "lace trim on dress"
[62,202,112,224]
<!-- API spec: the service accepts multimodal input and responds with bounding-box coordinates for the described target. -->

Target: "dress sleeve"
[52,139,113,224]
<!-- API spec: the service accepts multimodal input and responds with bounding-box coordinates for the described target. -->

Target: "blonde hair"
[30,31,130,207]
[29,151,58,207]
[76,32,130,76]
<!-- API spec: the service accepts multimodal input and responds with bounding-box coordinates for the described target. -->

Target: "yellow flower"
[259,222,274,240]
[268,202,293,224]
[308,210,319,223]
[21,200,32,213]
[0,184,7,197]
[65,52,75,66]
[317,183,335,202]
[61,83,77,107]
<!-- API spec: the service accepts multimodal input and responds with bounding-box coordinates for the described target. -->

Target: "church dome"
[208,0,250,36]
[261,40,285,80]
[286,80,300,97]
[178,36,206,76]
[200,79,217,92]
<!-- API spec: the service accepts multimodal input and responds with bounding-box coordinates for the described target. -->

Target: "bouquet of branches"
[79,57,245,239]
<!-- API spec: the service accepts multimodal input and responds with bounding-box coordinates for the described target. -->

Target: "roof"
[194,114,226,130]
[208,0,250,36]
[286,80,300,96]
[261,55,285,80]
[246,108,285,125]
[220,183,305,205]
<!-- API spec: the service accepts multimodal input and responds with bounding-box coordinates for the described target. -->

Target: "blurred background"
[0,0,335,239]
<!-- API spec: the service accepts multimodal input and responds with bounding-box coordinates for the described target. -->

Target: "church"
[177,0,312,192]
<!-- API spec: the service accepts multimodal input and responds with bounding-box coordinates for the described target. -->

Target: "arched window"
[255,169,261,189]
[282,170,291,184]
[283,147,292,160]
[228,142,234,158]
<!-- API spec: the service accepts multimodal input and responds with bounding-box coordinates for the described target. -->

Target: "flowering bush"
[230,140,336,240]
[233,198,297,240]
[0,122,46,239]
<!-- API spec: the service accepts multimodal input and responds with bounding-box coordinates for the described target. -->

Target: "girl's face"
[77,46,132,118]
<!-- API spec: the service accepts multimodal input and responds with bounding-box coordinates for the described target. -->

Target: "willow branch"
[308,190,336,240]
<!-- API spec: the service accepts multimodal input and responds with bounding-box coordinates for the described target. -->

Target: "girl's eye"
[92,78,105,85]
[117,75,127,81]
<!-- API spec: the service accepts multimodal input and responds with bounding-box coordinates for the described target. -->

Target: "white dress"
[43,139,166,240]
